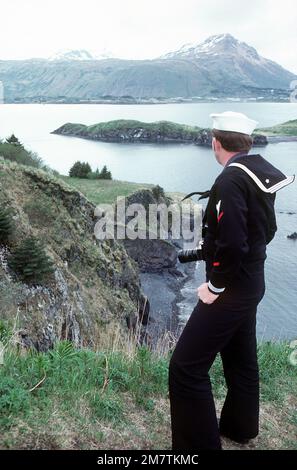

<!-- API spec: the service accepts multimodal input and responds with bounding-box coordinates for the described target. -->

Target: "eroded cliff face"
[0,162,146,351]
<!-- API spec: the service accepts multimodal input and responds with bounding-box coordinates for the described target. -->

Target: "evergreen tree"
[93,168,101,179]
[5,134,23,147]
[81,162,92,178]
[69,161,82,177]
[9,236,54,284]
[69,161,92,178]
[99,165,112,180]
[0,206,14,244]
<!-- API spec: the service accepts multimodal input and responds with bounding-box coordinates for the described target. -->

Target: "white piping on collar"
[228,162,295,193]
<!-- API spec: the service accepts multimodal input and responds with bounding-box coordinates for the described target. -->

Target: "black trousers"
[168,280,265,450]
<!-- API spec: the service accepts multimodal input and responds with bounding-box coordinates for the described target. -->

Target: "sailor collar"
[224,153,295,194]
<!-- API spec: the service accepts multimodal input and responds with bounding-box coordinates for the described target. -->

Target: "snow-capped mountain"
[0,34,295,102]
[157,33,295,91]
[49,49,113,61]
[160,33,266,63]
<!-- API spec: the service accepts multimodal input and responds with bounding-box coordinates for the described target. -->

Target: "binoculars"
[178,243,205,264]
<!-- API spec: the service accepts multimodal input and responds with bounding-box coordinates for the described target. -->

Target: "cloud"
[0,0,296,73]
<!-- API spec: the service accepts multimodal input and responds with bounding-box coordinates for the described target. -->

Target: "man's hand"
[197,282,219,304]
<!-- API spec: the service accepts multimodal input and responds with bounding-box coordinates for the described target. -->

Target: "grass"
[60,176,154,205]
[0,315,296,450]
[257,119,297,136]
[54,119,202,139]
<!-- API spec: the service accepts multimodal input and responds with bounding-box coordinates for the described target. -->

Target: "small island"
[52,119,268,147]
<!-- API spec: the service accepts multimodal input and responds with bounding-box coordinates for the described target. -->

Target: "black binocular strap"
[181,190,211,202]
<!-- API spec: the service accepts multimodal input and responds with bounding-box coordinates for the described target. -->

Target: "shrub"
[0,206,14,244]
[8,236,54,284]
[152,185,165,201]
[0,377,31,423]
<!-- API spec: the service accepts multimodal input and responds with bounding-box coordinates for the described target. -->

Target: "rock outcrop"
[287,232,297,240]
[0,162,147,351]
[122,238,178,273]
[113,189,195,273]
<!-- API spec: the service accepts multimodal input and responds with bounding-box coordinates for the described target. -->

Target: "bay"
[0,102,296,340]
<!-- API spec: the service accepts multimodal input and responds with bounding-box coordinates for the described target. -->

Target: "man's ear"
[212,137,221,152]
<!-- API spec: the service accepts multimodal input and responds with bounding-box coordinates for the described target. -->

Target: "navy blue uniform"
[169,153,295,450]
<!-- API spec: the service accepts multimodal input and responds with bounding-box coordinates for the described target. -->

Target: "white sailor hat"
[210,111,259,135]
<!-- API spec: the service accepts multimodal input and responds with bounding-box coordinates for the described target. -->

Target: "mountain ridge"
[0,34,295,102]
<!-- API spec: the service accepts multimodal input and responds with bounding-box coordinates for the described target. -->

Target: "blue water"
[0,102,296,340]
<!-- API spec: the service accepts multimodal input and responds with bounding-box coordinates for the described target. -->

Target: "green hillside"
[61,176,154,205]
[258,119,297,136]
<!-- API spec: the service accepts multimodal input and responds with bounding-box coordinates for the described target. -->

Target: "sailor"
[168,111,295,450]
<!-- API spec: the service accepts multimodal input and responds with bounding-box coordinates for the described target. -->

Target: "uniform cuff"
[207,280,226,295]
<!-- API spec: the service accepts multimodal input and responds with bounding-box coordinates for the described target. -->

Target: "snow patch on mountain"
[49,49,113,61]
[159,33,263,63]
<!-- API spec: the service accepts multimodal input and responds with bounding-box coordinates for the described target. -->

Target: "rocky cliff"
[0,161,148,352]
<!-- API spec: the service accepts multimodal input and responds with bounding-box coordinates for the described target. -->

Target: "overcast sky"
[0,0,296,73]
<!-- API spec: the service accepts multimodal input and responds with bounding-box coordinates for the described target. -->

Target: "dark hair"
[212,129,253,153]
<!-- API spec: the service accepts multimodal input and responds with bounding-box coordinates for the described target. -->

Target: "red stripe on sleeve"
[217,211,224,222]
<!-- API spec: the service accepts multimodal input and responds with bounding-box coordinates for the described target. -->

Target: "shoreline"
[53,131,297,145]
[3,99,294,105]
[266,135,297,143]
[52,130,297,146]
